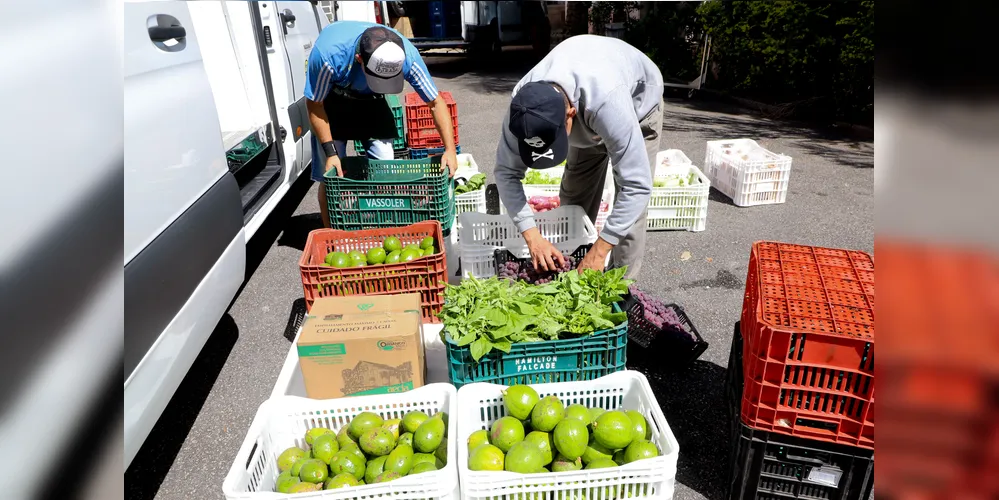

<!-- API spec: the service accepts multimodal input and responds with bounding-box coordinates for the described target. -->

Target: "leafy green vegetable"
[454,173,487,195]
[652,172,699,188]
[522,170,562,185]
[439,268,632,361]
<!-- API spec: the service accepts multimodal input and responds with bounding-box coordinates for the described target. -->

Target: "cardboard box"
[391,16,414,39]
[297,294,425,399]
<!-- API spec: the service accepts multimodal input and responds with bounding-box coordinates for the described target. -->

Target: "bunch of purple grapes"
[630,286,694,341]
[497,255,580,284]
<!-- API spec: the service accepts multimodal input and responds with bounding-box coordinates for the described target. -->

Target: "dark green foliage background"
[590,1,874,124]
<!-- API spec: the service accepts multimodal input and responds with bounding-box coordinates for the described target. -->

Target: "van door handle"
[148,25,186,42]
[279,9,296,35]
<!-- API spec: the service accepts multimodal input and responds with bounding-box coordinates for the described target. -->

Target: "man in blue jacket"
[305,21,457,227]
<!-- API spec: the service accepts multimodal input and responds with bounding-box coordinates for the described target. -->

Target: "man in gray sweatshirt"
[495,35,664,278]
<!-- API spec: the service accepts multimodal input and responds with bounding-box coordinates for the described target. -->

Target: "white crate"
[457,205,597,278]
[647,153,710,232]
[454,154,486,216]
[223,386,459,500]
[455,371,679,500]
[501,185,614,234]
[452,154,487,244]
[655,149,693,167]
[703,139,792,207]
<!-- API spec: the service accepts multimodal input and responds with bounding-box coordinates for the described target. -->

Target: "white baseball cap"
[358,27,406,94]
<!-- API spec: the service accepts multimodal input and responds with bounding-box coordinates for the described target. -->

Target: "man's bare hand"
[325,155,343,177]
[523,227,565,271]
[441,148,459,177]
[577,238,613,273]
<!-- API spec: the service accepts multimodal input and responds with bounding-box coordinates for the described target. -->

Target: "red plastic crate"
[299,221,448,322]
[404,91,459,149]
[740,241,875,449]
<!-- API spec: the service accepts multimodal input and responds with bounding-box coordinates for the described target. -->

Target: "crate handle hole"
[244,440,259,471]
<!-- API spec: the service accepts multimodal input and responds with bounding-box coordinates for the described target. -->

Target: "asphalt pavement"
[126,48,873,500]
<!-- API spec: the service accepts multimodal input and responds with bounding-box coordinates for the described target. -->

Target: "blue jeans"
[311,138,394,182]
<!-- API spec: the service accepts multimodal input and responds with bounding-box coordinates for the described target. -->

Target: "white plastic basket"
[655,149,693,167]
[457,205,597,278]
[455,371,679,500]
[452,154,487,244]
[222,385,459,500]
[501,185,614,233]
[647,151,710,232]
[703,139,792,207]
[454,154,486,217]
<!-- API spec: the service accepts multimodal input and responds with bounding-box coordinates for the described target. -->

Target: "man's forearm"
[306,99,333,144]
[428,97,455,151]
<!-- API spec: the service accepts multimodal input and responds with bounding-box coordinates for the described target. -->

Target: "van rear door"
[276,1,323,177]
[255,1,322,182]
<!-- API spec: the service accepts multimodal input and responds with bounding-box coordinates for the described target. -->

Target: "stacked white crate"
[703,139,792,207]
[647,150,710,232]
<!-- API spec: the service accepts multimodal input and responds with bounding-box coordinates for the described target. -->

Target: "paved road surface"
[126,49,873,500]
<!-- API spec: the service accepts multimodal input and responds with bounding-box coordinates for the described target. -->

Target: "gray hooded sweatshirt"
[495,35,664,245]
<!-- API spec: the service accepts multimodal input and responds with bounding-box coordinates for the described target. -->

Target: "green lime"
[503,385,540,421]
[385,250,402,264]
[348,250,367,267]
[277,446,309,472]
[467,429,490,451]
[404,244,421,253]
[311,433,339,465]
[367,247,387,265]
[468,444,505,471]
[298,458,328,484]
[330,252,350,268]
[275,470,301,492]
[324,252,336,266]
[592,411,634,450]
[410,461,437,474]
[400,249,421,262]
[420,236,435,250]
[383,237,402,253]
[324,472,360,490]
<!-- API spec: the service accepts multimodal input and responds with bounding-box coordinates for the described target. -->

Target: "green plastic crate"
[324,156,454,231]
[444,302,629,388]
[353,94,406,152]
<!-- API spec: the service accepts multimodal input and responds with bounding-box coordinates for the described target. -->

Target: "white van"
[123,0,326,469]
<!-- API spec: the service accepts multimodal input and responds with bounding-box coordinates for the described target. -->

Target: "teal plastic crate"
[353,94,406,152]
[444,302,629,388]
[324,156,455,231]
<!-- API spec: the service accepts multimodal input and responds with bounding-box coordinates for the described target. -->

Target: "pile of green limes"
[273,410,448,493]
[323,236,437,268]
[466,384,659,476]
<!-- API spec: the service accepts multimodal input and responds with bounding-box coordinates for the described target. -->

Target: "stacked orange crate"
[740,241,875,449]
[404,91,459,149]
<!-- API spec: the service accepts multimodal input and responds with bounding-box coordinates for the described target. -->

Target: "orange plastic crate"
[740,241,875,449]
[299,221,448,322]
[404,91,459,149]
